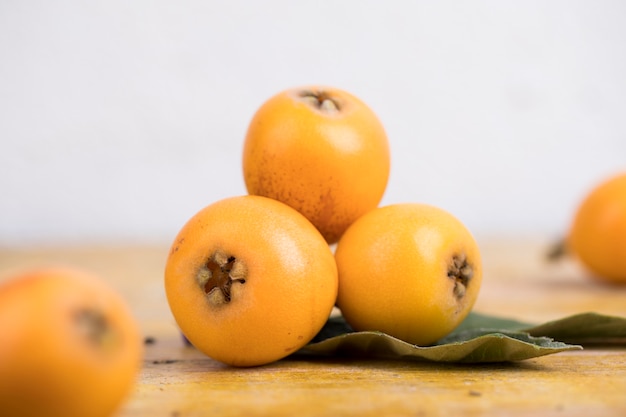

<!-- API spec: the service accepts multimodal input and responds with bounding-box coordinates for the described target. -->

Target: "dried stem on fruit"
[197,250,247,306]
[299,90,340,114]
[74,308,116,349]
[448,254,473,299]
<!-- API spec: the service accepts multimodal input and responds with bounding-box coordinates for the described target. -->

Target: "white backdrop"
[1,1,625,245]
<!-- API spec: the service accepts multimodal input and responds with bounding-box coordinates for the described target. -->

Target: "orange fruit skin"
[242,85,390,244]
[164,195,338,367]
[335,203,483,346]
[0,267,143,417]
[568,172,626,283]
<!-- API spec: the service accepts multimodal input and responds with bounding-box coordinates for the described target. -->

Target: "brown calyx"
[298,90,340,114]
[196,250,247,306]
[448,253,473,299]
[74,308,116,349]
[546,237,569,262]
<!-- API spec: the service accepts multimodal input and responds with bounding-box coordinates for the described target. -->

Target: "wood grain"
[1,238,626,416]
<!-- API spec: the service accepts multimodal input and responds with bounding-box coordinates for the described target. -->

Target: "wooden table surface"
[1,238,626,416]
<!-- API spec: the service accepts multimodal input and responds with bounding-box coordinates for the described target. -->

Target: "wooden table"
[1,238,626,416]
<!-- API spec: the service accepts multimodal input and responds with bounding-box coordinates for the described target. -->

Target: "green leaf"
[525,312,626,344]
[445,311,533,335]
[447,311,626,344]
[301,328,576,363]
[300,312,618,363]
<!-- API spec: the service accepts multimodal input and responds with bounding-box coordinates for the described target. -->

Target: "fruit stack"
[164,86,483,367]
